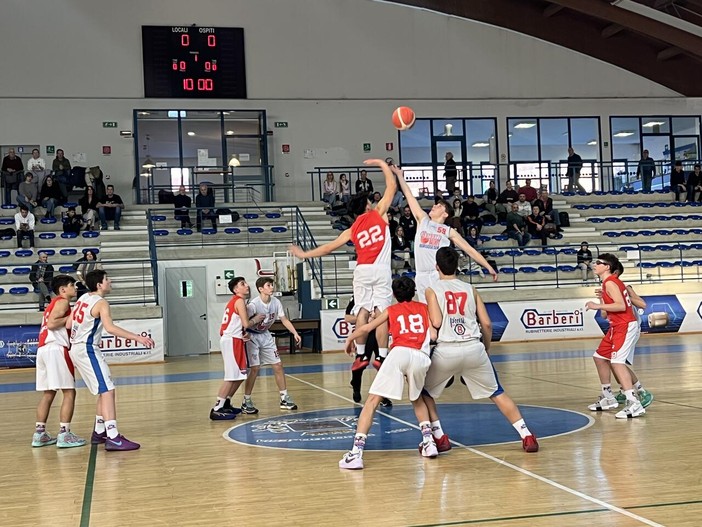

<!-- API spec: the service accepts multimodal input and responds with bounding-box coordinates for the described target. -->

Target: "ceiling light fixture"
[642,121,665,127]
[228,155,241,167]
[514,122,536,129]
[471,142,490,148]
[613,131,635,137]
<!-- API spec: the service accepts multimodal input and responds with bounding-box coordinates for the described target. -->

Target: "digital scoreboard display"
[142,26,246,98]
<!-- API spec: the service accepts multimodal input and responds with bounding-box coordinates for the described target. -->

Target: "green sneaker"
[615,391,627,405]
[57,431,88,448]
[240,398,259,415]
[638,389,654,408]
[32,431,57,448]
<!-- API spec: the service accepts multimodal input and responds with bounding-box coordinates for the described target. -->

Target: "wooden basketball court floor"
[1,333,701,527]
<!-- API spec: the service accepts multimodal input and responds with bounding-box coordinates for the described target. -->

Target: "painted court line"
[285,374,665,527]
[79,444,98,527]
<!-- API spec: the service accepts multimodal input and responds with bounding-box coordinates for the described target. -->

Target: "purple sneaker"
[105,434,140,451]
[91,431,107,444]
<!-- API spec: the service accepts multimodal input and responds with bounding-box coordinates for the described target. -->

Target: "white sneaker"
[615,399,646,419]
[588,395,619,411]
[339,450,364,470]
[419,438,438,458]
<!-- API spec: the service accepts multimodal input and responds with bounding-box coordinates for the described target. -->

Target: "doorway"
[165,267,209,356]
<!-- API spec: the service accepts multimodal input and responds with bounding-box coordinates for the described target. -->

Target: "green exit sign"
[363,143,372,152]
[274,122,288,128]
[223,269,236,280]
[102,121,118,128]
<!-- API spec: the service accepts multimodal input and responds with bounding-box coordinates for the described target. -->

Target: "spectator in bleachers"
[322,171,338,209]
[496,180,518,220]
[526,205,548,248]
[518,179,537,202]
[505,202,531,248]
[371,191,382,206]
[399,205,417,242]
[355,170,373,194]
[566,147,585,193]
[460,195,482,234]
[63,207,82,234]
[339,173,351,205]
[444,152,457,194]
[173,185,193,228]
[392,225,412,270]
[30,251,53,311]
[515,193,531,217]
[670,161,687,202]
[483,181,499,218]
[577,241,594,282]
[534,189,560,234]
[97,184,124,230]
[17,173,39,212]
[686,164,701,203]
[636,149,656,192]
[79,186,99,231]
[51,149,71,199]
[449,198,464,235]
[1,147,24,205]
[39,176,62,219]
[75,250,103,297]
[465,225,483,250]
[15,205,35,248]
[27,148,48,185]
[195,182,217,232]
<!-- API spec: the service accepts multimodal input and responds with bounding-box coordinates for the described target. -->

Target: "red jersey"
[38,297,71,347]
[387,301,431,355]
[601,275,636,326]
[350,209,391,266]
[220,295,245,338]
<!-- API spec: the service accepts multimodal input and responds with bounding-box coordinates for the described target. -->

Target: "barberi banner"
[319,294,702,350]
[0,318,164,369]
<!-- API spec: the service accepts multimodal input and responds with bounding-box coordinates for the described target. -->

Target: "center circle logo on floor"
[224,404,592,451]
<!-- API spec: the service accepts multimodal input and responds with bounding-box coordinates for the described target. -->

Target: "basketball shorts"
[594,321,639,364]
[424,341,501,400]
[69,343,115,395]
[36,343,75,391]
[415,269,439,303]
[221,336,248,381]
[353,263,392,314]
[246,332,280,367]
[368,346,431,401]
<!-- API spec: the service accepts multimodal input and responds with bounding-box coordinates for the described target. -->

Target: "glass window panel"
[611,117,641,161]
[538,118,568,163]
[466,119,496,164]
[673,116,700,135]
[223,112,262,136]
[432,119,463,137]
[181,110,224,168]
[508,118,538,161]
[570,118,600,160]
[399,119,431,165]
[226,136,262,166]
[136,110,180,170]
[641,116,670,134]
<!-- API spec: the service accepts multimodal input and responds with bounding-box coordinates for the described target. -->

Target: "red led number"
[173,60,186,71]
[181,34,190,47]
[183,78,213,91]
[204,61,217,72]
[207,35,216,47]
[183,78,194,91]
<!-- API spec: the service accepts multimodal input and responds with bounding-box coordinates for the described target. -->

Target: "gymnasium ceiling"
[385,0,702,96]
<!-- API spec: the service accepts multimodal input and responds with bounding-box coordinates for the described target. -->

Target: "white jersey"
[70,293,105,347]
[430,279,482,343]
[247,296,285,333]
[414,217,452,273]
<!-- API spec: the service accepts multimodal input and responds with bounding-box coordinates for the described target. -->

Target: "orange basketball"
[392,106,416,131]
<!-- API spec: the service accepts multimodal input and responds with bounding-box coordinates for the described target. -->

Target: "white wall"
[0,0,696,202]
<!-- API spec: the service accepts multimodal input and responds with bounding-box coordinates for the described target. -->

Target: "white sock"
[244,394,252,402]
[431,420,444,438]
[94,415,106,434]
[35,422,46,433]
[59,422,70,433]
[625,389,638,403]
[213,397,226,410]
[279,390,288,399]
[635,381,643,391]
[419,421,432,441]
[105,420,119,439]
[355,344,366,356]
[512,418,531,439]
[352,433,367,453]
[601,384,613,399]
[378,347,388,358]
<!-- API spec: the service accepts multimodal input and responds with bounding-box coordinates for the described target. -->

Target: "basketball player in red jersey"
[585,253,645,419]
[290,158,396,369]
[32,275,87,448]
[339,277,437,470]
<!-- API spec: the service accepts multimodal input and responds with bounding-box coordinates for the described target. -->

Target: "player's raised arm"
[390,165,427,223]
[449,229,498,281]
[289,229,352,259]
[365,159,396,217]
[344,310,389,355]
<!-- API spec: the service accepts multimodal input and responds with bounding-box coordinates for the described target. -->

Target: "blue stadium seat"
[0,287,4,295]
[671,215,687,221]
[672,202,687,207]
[572,204,589,210]
[640,203,654,208]
[41,249,56,257]
[639,216,655,221]
[82,231,99,238]
[0,251,10,258]
[589,218,605,223]
[673,229,689,235]
[177,228,193,236]
[605,204,622,209]
[150,215,167,221]
[560,248,578,255]
[538,265,557,273]
[557,265,577,272]
[591,204,605,209]
[479,235,491,242]
[562,192,576,197]
[654,215,669,221]
[493,235,509,241]
[604,232,622,238]
[657,261,675,268]
[691,243,702,250]
[15,250,33,257]
[677,261,694,267]
[201,228,217,235]
[243,213,259,220]
[605,218,621,223]
[271,226,288,233]
[639,230,656,236]
[153,229,169,236]
[59,265,75,273]
[265,212,282,219]
[65,202,78,208]
[38,232,56,239]
[1,204,16,209]
[401,271,416,278]
[12,267,31,275]
[593,191,606,196]
[623,203,638,208]
[691,228,702,235]
[40,217,57,224]
[505,249,522,257]
[640,246,656,252]
[519,266,538,273]
[488,250,504,257]
[622,217,638,222]
[637,262,656,269]
[542,248,558,255]
[224,227,241,234]
[10,287,29,295]
[655,230,673,236]
[346,241,354,247]
[689,215,702,220]
[60,249,78,256]
[523,249,541,256]
[0,218,13,225]
[0,268,7,276]
[61,232,78,239]
[499,267,518,274]
[248,227,265,234]
[619,246,638,251]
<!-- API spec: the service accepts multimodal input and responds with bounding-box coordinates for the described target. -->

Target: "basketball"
[392,106,416,131]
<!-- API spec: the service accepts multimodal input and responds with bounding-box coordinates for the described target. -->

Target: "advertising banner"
[0,319,164,369]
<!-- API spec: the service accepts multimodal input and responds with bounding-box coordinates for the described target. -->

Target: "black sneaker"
[379,398,393,408]
[280,395,298,410]
[210,408,236,421]
[222,399,242,415]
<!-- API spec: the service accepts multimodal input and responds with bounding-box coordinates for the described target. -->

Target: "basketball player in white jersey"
[241,277,301,413]
[32,275,87,448]
[68,270,155,451]
[422,247,538,453]
[391,166,497,302]
[290,158,396,368]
